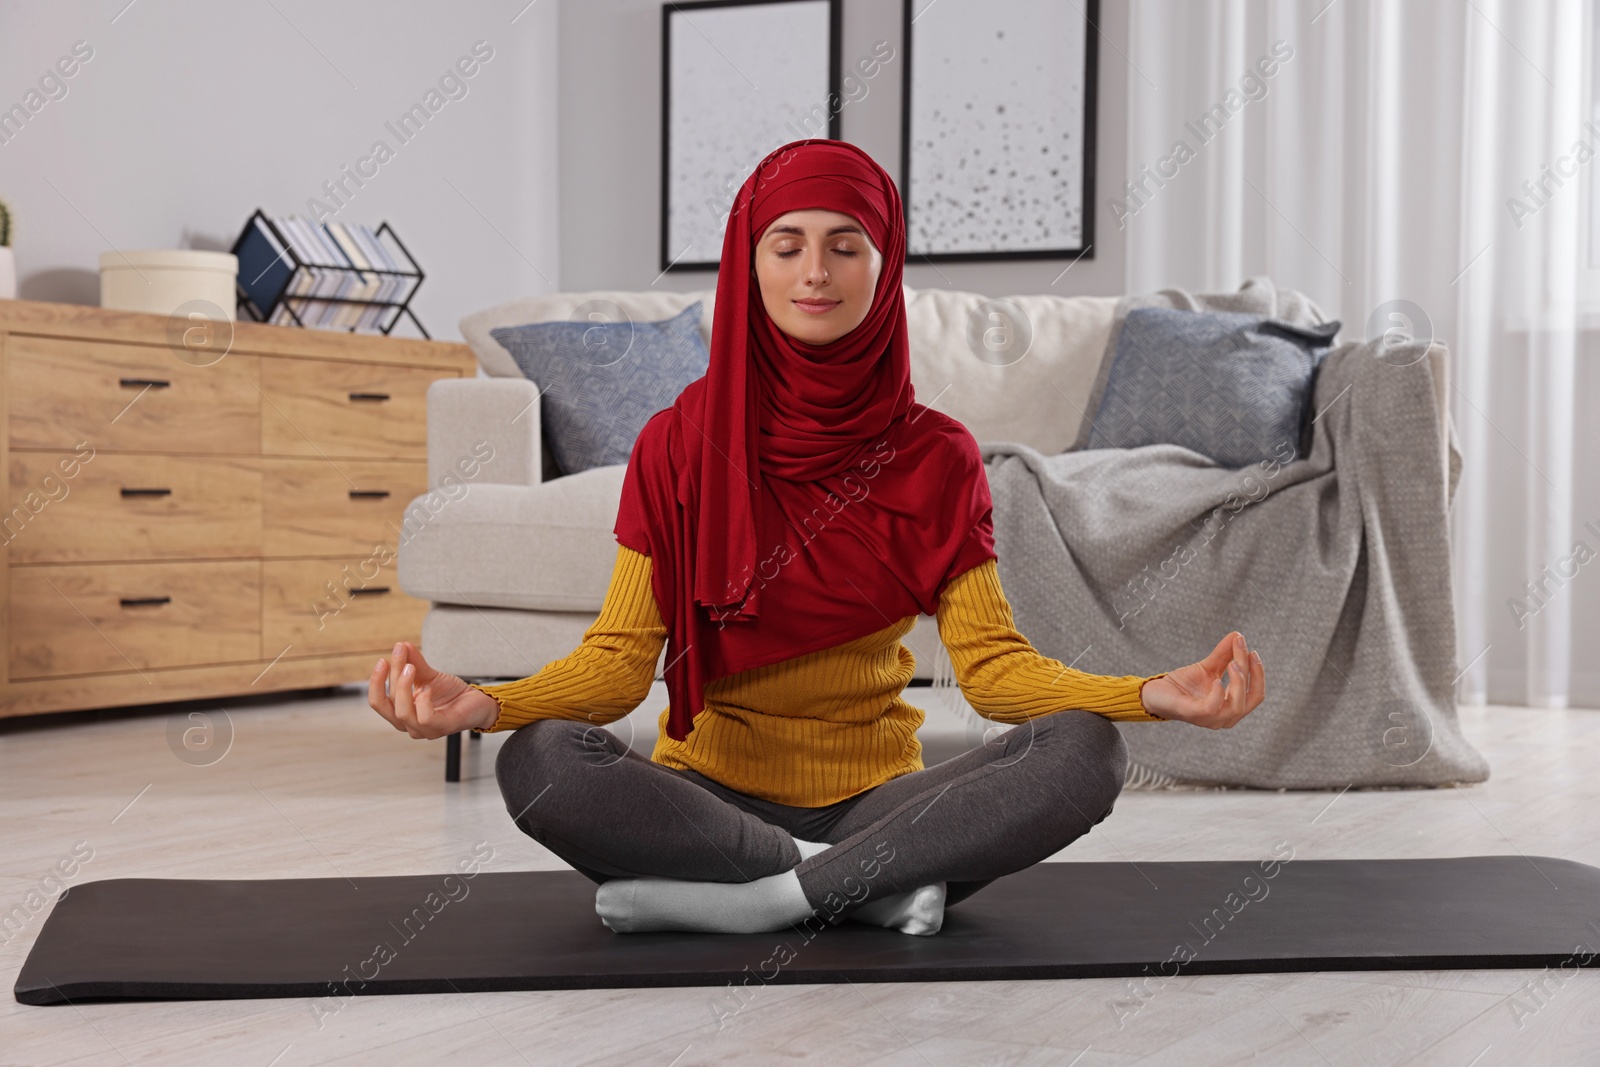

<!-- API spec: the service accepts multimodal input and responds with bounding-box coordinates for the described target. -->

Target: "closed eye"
[776,249,860,258]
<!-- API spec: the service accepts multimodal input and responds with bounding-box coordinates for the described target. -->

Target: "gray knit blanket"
[979,285,1490,789]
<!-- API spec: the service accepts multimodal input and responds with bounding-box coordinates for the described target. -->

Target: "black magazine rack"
[231,209,430,339]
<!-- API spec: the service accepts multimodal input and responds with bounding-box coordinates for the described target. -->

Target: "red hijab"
[614,138,995,741]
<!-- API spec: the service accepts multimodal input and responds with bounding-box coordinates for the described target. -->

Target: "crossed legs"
[493,709,1127,935]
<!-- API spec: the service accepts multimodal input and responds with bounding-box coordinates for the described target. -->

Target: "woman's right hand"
[368,640,500,738]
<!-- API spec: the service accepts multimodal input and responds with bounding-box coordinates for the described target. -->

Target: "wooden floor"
[3,683,1599,1066]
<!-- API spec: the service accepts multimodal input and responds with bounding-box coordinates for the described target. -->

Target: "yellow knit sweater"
[469,546,1168,807]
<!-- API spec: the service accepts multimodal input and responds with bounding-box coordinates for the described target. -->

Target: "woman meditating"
[367,138,1265,937]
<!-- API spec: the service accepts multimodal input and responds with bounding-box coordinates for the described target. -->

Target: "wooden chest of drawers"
[0,299,475,718]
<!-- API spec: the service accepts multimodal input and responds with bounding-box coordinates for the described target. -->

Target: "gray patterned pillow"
[1085,307,1341,468]
[491,302,709,475]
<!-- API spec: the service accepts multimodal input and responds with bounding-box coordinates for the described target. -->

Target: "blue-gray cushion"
[1085,307,1341,468]
[491,302,709,476]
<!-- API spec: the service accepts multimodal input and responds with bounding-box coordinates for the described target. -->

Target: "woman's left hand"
[1139,631,1264,729]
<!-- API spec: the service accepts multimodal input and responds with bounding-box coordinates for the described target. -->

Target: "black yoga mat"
[16,856,1600,1005]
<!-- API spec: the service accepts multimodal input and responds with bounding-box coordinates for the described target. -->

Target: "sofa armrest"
[427,377,542,489]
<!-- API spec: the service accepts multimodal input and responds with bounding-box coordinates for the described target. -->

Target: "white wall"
[558,0,1132,298]
[0,0,559,343]
[1,0,1131,334]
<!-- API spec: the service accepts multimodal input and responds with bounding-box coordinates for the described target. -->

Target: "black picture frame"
[899,0,1099,264]
[660,0,842,273]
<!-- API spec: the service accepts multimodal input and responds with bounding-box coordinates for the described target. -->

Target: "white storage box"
[99,249,238,320]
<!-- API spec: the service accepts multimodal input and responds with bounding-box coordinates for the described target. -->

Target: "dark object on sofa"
[1085,307,1342,469]
[491,302,709,476]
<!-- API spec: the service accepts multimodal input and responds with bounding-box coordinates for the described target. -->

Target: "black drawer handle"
[120,596,171,607]
[349,586,390,596]
[120,377,171,389]
[348,392,390,402]
[120,487,172,497]
[348,489,391,499]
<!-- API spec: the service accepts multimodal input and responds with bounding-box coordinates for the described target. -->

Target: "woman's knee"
[493,718,596,825]
[1041,710,1129,821]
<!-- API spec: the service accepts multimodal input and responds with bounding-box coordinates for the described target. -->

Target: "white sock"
[594,835,945,935]
[791,835,944,936]
[848,882,946,936]
[596,869,813,934]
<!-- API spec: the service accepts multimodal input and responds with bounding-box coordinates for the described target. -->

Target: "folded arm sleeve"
[467,545,667,733]
[934,559,1168,724]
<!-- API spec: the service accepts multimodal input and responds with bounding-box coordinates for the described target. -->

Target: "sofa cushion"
[490,303,709,476]
[1084,308,1341,468]
[397,464,628,613]
[461,289,717,379]
[900,287,1124,453]
[1071,277,1334,452]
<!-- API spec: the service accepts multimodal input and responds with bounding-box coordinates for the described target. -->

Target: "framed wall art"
[660,0,841,272]
[900,0,1099,263]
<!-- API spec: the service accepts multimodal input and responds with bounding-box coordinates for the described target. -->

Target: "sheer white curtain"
[1123,0,1596,708]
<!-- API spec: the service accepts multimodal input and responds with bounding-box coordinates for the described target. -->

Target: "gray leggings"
[493,708,1128,925]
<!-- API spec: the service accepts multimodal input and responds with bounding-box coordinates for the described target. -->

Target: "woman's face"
[754,209,883,345]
